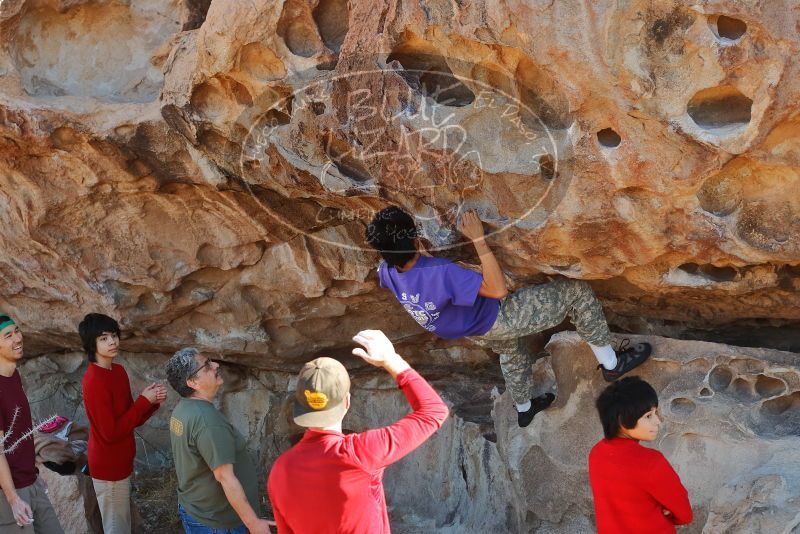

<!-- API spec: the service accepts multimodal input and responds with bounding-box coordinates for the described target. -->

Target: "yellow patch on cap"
[170,417,184,436]
[304,389,329,410]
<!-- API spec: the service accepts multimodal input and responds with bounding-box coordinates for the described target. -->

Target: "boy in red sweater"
[80,313,166,534]
[589,376,692,533]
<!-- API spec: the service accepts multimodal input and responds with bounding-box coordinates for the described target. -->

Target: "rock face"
[19,333,800,532]
[2,0,800,532]
[39,469,103,534]
[1,0,800,356]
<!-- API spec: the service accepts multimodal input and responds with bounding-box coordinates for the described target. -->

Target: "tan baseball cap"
[293,357,351,427]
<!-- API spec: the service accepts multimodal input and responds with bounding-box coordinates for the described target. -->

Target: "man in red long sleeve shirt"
[589,376,693,533]
[267,329,450,533]
[80,313,166,534]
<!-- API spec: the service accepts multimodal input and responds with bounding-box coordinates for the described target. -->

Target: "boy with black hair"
[589,376,692,533]
[79,313,166,534]
[365,206,652,427]
[0,313,64,533]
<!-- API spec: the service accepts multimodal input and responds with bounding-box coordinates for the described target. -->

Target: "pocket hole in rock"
[761,391,800,416]
[678,263,738,282]
[538,154,556,180]
[258,109,291,128]
[731,377,755,401]
[183,0,212,30]
[515,55,573,130]
[313,0,349,53]
[709,15,747,42]
[387,48,475,107]
[755,391,800,438]
[709,365,733,391]
[755,374,786,398]
[687,85,752,131]
[670,397,696,415]
[597,128,621,148]
[277,1,324,58]
[324,132,373,183]
[777,265,800,291]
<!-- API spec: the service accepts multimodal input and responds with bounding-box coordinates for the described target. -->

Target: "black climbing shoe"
[518,393,556,428]
[598,339,652,382]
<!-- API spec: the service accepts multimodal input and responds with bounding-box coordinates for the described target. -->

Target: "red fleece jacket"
[589,437,693,533]
[82,363,158,481]
[268,368,449,534]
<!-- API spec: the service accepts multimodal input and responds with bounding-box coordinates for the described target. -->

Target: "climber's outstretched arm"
[458,210,508,299]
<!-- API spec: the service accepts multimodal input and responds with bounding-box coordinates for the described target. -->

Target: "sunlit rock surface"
[2,0,800,355]
[2,0,800,531]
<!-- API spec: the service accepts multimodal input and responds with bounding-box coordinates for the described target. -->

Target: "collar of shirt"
[301,429,345,441]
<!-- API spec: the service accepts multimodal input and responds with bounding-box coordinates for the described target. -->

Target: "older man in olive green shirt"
[165,348,273,534]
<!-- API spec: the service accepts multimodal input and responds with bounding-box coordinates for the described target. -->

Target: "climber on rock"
[365,206,652,428]
[589,377,693,533]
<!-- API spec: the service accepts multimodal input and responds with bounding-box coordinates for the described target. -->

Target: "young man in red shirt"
[79,313,166,534]
[589,376,693,533]
[0,314,63,533]
[268,329,450,533]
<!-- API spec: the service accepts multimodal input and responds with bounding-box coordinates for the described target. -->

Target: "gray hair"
[166,347,200,398]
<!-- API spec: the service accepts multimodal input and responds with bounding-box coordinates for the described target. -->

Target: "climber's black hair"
[365,206,419,268]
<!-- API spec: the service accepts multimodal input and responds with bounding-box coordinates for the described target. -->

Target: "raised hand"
[457,210,485,242]
[352,330,410,379]
[352,330,396,366]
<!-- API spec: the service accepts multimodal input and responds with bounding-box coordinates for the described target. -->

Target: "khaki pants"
[472,278,612,404]
[0,477,64,534]
[92,477,131,534]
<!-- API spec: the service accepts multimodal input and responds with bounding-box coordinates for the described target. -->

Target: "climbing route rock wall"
[2,0,800,531]
[525,333,800,533]
[1,1,800,357]
[1,0,800,354]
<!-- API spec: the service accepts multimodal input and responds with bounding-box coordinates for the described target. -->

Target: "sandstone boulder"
[2,0,800,531]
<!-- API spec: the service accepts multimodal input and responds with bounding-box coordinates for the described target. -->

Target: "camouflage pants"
[471,278,612,404]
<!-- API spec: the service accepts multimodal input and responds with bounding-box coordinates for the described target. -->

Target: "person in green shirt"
[164,348,274,534]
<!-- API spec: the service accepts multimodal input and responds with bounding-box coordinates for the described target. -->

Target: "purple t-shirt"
[377,256,500,339]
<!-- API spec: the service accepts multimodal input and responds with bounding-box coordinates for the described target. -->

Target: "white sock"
[589,343,618,370]
[515,400,532,412]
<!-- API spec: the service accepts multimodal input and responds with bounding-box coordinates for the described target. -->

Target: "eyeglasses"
[188,359,213,379]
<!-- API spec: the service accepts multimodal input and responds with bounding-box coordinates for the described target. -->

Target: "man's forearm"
[0,453,19,503]
[473,240,508,296]
[383,355,411,380]
[219,473,259,527]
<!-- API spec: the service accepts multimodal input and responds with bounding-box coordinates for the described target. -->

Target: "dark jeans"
[178,504,246,534]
